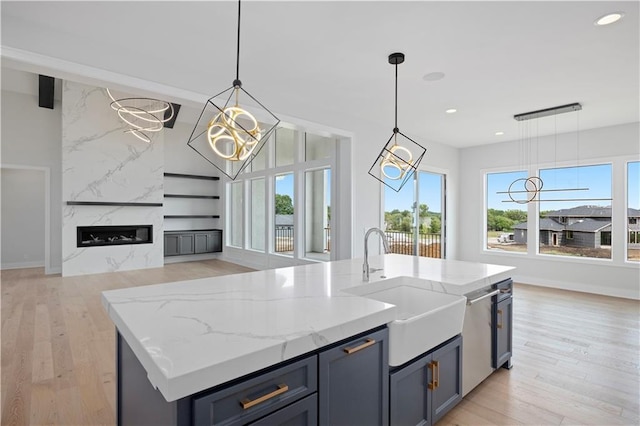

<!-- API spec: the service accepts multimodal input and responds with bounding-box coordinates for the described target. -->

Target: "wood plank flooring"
[1,262,638,425]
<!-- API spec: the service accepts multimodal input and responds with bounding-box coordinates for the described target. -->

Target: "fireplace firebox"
[77,225,153,248]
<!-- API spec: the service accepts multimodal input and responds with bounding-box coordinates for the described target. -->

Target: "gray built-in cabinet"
[117,327,388,426]
[389,335,462,426]
[163,172,222,257]
[164,230,222,256]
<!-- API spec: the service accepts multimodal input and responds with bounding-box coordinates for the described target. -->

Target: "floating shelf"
[67,201,163,207]
[164,215,220,219]
[164,194,220,199]
[164,172,220,181]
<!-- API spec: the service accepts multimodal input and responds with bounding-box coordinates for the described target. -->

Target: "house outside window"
[538,164,612,259]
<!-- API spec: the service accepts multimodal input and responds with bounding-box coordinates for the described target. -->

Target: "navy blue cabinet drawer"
[192,356,317,426]
[249,394,317,426]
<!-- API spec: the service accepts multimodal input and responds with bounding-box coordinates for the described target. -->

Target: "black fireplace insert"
[77,225,153,248]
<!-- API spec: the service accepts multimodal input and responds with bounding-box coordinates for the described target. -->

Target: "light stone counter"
[102,254,514,401]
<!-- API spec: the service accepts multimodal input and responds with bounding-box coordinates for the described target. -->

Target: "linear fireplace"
[77,225,153,248]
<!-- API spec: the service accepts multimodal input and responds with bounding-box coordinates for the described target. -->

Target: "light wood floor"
[1,262,638,426]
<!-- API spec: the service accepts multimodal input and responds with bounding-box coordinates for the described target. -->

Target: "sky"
[275,169,331,206]
[384,171,443,213]
[486,164,625,211]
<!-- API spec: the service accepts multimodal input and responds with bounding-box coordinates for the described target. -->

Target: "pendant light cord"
[235,0,242,84]
[394,62,399,131]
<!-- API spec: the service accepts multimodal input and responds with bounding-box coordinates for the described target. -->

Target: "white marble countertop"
[102,254,514,401]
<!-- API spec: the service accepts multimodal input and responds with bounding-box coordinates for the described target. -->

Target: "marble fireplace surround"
[61,81,164,277]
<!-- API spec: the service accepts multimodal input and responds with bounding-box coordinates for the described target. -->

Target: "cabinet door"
[250,394,317,426]
[389,354,432,426]
[492,296,513,369]
[194,233,209,253]
[319,328,389,426]
[209,230,223,252]
[164,234,180,256]
[178,234,194,255]
[430,335,462,424]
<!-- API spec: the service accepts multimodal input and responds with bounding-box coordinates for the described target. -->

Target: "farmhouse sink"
[344,277,466,366]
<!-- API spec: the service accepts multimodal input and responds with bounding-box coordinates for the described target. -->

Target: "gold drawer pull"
[241,384,289,410]
[343,338,376,354]
[427,362,436,390]
[497,309,503,329]
[427,361,440,390]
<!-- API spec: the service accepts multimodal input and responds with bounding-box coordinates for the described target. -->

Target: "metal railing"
[275,226,294,253]
[385,230,441,258]
[325,227,331,252]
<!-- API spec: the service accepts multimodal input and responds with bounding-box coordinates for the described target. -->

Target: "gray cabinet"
[492,294,513,369]
[249,394,317,426]
[192,356,317,426]
[164,234,180,256]
[319,328,389,426]
[430,336,463,424]
[164,230,222,256]
[389,335,462,426]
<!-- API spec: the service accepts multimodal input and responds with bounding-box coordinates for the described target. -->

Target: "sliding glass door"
[383,170,446,258]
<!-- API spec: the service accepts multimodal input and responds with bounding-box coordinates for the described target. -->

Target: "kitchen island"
[102,254,514,425]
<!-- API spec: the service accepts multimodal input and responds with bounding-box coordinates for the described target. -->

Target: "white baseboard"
[1,260,45,270]
[514,274,640,300]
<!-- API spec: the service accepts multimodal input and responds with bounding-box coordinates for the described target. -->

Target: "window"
[226,126,336,263]
[228,182,243,247]
[250,178,265,251]
[275,128,296,167]
[628,161,639,262]
[274,173,294,255]
[305,169,331,260]
[486,171,528,253]
[538,164,612,259]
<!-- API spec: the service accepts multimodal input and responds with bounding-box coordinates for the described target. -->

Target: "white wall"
[458,122,640,299]
[0,89,62,272]
[61,81,164,276]
[1,168,45,268]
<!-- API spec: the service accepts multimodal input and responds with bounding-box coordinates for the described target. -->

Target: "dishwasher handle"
[466,289,500,305]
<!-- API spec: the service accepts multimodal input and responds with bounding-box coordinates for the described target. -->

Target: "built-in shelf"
[67,201,163,207]
[164,172,220,181]
[164,215,220,219]
[164,194,220,200]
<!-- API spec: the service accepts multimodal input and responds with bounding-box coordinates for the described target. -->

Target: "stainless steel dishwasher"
[461,279,513,396]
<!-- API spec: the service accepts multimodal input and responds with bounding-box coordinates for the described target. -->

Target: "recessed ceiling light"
[423,72,445,81]
[594,12,624,26]
[495,131,504,136]
[446,108,457,114]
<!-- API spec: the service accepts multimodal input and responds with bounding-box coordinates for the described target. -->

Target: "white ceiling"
[1,1,638,148]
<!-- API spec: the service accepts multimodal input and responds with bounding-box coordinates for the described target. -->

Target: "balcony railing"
[275,226,294,253]
[274,226,331,254]
[385,230,441,258]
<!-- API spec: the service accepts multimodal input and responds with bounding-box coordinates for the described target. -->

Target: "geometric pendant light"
[187,0,280,180]
[368,52,427,192]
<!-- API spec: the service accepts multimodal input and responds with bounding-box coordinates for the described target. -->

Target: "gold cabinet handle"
[497,309,503,329]
[427,361,437,390]
[343,338,376,354]
[240,384,289,410]
[433,360,440,389]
